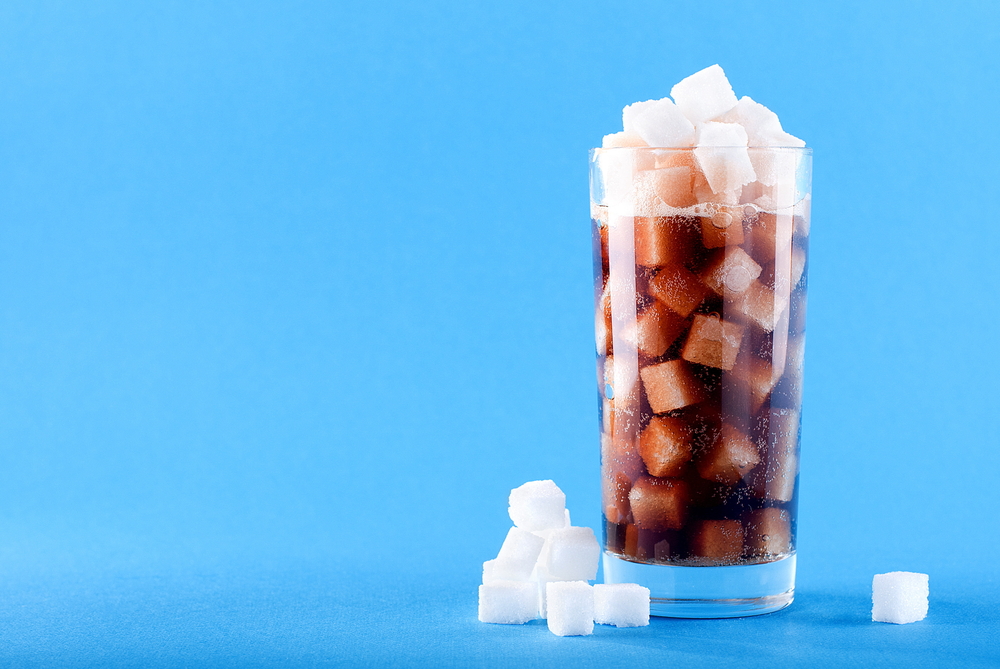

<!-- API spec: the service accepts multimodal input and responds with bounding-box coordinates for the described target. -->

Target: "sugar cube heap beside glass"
[478,479,650,636]
[872,572,929,624]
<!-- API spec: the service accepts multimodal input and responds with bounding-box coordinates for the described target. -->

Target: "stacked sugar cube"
[602,63,806,214]
[478,480,650,636]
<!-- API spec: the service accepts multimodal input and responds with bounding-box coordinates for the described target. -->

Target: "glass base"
[602,552,796,618]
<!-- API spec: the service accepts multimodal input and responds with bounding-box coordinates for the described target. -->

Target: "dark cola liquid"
[593,205,808,566]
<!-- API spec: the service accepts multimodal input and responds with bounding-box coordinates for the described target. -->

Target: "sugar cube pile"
[872,572,929,624]
[478,480,650,636]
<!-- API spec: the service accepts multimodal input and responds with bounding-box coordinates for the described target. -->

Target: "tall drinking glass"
[590,146,811,617]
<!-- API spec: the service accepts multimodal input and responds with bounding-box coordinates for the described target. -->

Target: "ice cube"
[681,314,746,371]
[700,246,763,296]
[694,123,756,194]
[542,526,601,581]
[624,97,696,148]
[593,583,650,627]
[640,359,706,413]
[690,519,744,561]
[638,415,693,478]
[648,265,708,317]
[872,572,929,624]
[546,582,595,636]
[633,216,699,268]
[628,475,689,531]
[744,507,791,557]
[670,64,739,125]
[508,480,568,531]
[478,581,539,624]
[624,301,687,358]
[493,527,546,581]
[602,131,648,148]
[696,423,760,484]
[699,206,745,248]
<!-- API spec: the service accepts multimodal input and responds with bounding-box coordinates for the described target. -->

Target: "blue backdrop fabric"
[1,0,998,666]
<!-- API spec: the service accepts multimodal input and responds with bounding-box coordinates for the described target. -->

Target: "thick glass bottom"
[602,552,796,618]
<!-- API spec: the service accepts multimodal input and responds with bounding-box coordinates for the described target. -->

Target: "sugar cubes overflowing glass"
[478,480,650,636]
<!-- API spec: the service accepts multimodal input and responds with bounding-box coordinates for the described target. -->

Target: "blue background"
[1,0,998,666]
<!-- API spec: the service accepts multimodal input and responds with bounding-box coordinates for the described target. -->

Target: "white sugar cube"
[546,582,595,636]
[492,527,545,581]
[508,480,567,531]
[482,559,500,584]
[714,96,804,148]
[543,526,600,581]
[602,131,647,148]
[479,581,539,624]
[594,583,650,627]
[670,64,739,125]
[623,97,696,148]
[872,572,929,624]
[694,122,756,194]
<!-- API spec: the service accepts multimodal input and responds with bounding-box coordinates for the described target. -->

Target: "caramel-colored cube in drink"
[697,423,760,484]
[749,408,800,502]
[681,314,745,371]
[690,520,744,561]
[699,247,762,296]
[699,206,745,249]
[623,525,674,561]
[648,265,708,317]
[602,429,645,482]
[628,475,689,531]
[730,354,779,413]
[602,470,633,525]
[654,150,696,171]
[640,360,706,413]
[746,211,793,265]
[639,415,692,478]
[744,507,791,557]
[634,216,697,268]
[627,302,687,358]
[733,280,788,333]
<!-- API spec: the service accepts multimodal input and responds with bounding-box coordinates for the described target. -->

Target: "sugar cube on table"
[872,572,929,624]
[638,415,692,478]
[690,519,744,561]
[546,582,595,637]
[696,423,760,484]
[681,314,745,371]
[594,583,650,627]
[542,527,601,581]
[492,527,545,581]
[509,480,567,531]
[478,581,539,624]
[670,64,739,125]
[628,475,689,531]
[640,359,705,413]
